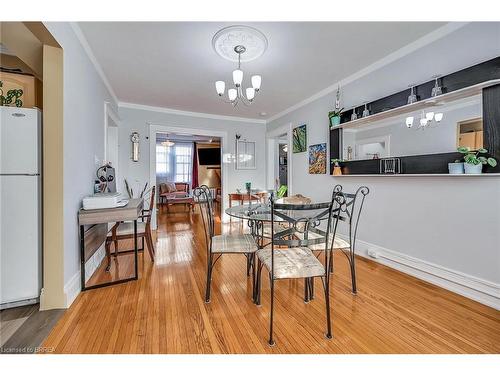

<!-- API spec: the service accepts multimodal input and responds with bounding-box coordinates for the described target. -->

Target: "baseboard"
[84,245,106,282]
[64,245,106,308]
[64,271,80,308]
[337,235,500,310]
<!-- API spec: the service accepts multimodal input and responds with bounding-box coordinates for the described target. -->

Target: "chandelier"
[161,134,175,147]
[215,45,261,106]
[212,25,267,107]
[405,110,443,130]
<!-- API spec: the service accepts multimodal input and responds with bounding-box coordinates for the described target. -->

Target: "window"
[174,145,192,183]
[156,141,193,184]
[156,144,170,174]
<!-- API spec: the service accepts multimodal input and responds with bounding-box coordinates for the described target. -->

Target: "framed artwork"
[236,140,256,170]
[309,143,327,174]
[292,124,307,153]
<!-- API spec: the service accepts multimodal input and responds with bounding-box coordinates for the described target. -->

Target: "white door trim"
[103,101,121,164]
[266,122,293,195]
[148,123,230,229]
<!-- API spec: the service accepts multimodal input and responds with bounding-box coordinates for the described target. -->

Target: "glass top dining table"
[225,202,333,222]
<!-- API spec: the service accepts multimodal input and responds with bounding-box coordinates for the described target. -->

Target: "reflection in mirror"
[342,94,482,161]
[457,117,483,150]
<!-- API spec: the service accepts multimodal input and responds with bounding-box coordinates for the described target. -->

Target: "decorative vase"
[330,116,341,128]
[333,166,342,176]
[464,163,483,174]
[448,162,464,174]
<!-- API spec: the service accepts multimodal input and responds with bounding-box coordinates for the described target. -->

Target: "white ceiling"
[78,22,446,120]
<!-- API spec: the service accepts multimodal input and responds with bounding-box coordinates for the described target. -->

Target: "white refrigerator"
[0,106,42,309]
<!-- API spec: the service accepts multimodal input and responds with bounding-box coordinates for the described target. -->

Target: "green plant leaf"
[457,146,470,153]
[477,148,488,153]
[487,158,497,167]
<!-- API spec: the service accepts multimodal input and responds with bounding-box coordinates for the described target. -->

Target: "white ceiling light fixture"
[213,25,267,107]
[161,134,175,147]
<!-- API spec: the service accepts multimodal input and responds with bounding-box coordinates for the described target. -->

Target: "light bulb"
[426,112,434,121]
[435,113,443,122]
[246,87,255,101]
[232,69,243,86]
[405,116,414,128]
[251,75,261,91]
[228,89,237,101]
[215,81,225,96]
[420,118,428,127]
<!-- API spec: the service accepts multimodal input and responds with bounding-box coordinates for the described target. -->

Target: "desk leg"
[134,220,138,280]
[80,225,86,291]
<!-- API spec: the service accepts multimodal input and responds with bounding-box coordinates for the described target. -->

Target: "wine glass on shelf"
[351,106,358,121]
[407,85,418,104]
[431,75,443,97]
[362,103,370,118]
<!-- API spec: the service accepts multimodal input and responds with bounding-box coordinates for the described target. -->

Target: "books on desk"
[82,192,129,210]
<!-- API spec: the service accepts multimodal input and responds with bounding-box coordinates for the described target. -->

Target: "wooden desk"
[228,192,267,222]
[228,192,266,206]
[78,198,143,291]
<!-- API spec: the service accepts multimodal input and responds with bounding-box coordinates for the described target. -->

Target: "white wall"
[43,23,118,297]
[267,22,500,308]
[117,105,267,217]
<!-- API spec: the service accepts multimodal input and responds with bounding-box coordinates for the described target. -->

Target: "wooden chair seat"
[105,186,156,271]
[114,222,147,236]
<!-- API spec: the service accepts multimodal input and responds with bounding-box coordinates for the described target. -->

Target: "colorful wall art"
[308,143,327,174]
[292,124,307,153]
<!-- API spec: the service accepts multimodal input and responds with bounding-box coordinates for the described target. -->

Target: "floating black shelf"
[329,57,500,176]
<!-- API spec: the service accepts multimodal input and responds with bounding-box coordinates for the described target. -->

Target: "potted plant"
[457,146,497,174]
[448,159,464,174]
[331,158,343,176]
[328,108,343,128]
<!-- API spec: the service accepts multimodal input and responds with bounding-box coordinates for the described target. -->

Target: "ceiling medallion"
[213,26,267,107]
[212,25,268,62]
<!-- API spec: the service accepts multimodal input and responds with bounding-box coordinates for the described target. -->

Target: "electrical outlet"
[368,249,379,259]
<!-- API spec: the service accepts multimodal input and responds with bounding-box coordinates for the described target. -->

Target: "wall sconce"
[131,132,140,162]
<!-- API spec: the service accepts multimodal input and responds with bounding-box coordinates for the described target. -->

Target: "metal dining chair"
[254,189,345,346]
[194,185,258,303]
[299,184,369,294]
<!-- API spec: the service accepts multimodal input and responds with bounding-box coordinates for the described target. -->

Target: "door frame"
[103,101,121,164]
[148,123,229,228]
[266,122,293,195]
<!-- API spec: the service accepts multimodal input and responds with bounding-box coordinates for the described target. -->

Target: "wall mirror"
[342,94,483,161]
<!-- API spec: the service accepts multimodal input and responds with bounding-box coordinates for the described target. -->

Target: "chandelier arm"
[218,95,236,105]
[238,93,252,106]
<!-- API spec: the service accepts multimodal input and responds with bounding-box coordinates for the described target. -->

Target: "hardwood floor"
[1,304,65,353]
[42,205,500,353]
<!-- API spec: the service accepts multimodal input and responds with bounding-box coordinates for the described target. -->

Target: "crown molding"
[69,22,119,105]
[118,101,267,124]
[266,22,469,123]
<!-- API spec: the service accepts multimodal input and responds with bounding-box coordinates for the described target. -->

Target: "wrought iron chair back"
[193,185,215,249]
[331,185,369,251]
[328,184,369,293]
[269,190,346,279]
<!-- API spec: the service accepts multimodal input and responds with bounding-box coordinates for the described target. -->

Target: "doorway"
[277,138,288,197]
[266,123,292,195]
[104,103,120,189]
[155,132,222,221]
[149,124,229,229]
